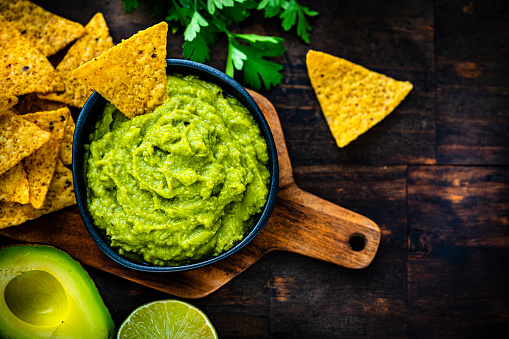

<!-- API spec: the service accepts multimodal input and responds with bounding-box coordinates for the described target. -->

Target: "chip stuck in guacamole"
[85,74,270,266]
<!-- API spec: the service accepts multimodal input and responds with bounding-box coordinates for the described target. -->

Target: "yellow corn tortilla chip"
[0,201,25,229]
[73,22,168,119]
[22,108,70,209]
[15,95,73,164]
[0,112,51,176]
[59,113,75,165]
[15,94,74,165]
[38,13,114,108]
[27,159,75,216]
[306,50,413,148]
[16,93,66,114]
[0,0,85,57]
[0,159,76,229]
[0,95,18,112]
[0,18,64,96]
[0,162,29,204]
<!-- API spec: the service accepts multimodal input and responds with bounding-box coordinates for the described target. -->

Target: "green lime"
[117,299,218,339]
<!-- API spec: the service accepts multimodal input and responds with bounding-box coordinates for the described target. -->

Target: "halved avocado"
[0,244,115,339]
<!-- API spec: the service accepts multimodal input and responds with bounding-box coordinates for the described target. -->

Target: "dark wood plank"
[435,0,509,165]
[192,256,271,339]
[269,165,408,338]
[407,166,509,338]
[435,0,509,88]
[437,85,509,165]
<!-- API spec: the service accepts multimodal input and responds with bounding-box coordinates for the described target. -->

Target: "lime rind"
[117,299,218,339]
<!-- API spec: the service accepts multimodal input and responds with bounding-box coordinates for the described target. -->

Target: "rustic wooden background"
[1,0,508,338]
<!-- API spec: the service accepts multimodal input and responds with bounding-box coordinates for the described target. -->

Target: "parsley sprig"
[121,0,318,91]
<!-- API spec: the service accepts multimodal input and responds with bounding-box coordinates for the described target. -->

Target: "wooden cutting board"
[0,90,381,299]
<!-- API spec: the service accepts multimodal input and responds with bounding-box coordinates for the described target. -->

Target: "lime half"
[117,299,218,339]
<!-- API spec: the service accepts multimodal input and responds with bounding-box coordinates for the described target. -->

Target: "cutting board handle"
[260,184,381,269]
[247,89,381,269]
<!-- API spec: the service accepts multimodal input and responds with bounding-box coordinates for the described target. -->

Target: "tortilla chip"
[0,201,26,229]
[25,159,75,218]
[59,113,75,165]
[38,13,114,108]
[73,22,168,119]
[0,18,64,96]
[0,162,29,204]
[0,0,85,57]
[0,159,76,229]
[22,108,69,209]
[15,95,73,164]
[306,50,413,148]
[0,95,18,112]
[16,93,66,114]
[0,112,51,176]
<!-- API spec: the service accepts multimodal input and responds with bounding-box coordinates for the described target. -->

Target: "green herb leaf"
[232,33,282,45]
[207,0,239,14]
[228,33,286,91]
[122,0,317,91]
[121,0,139,13]
[280,0,318,43]
[184,11,209,41]
[183,26,217,63]
[226,42,247,77]
[166,4,194,31]
[220,0,257,23]
[257,0,283,18]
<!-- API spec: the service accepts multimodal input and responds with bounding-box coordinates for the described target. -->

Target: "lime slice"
[117,299,218,339]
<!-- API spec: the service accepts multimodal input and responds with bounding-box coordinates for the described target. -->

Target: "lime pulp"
[117,299,218,339]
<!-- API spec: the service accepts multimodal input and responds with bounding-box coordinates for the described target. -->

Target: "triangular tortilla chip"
[59,113,75,165]
[0,0,85,57]
[38,13,114,108]
[0,17,64,96]
[73,22,168,119]
[0,95,18,112]
[22,108,69,209]
[15,94,73,164]
[306,50,413,148]
[26,159,75,218]
[15,93,66,114]
[0,112,51,176]
[0,159,76,229]
[0,162,29,204]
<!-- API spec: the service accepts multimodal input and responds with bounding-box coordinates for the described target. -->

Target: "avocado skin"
[0,244,115,339]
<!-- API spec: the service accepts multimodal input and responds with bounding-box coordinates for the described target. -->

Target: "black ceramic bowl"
[72,59,278,272]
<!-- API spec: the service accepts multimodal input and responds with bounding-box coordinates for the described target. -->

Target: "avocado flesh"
[0,245,115,339]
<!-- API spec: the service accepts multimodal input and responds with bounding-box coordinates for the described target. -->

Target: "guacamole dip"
[85,74,270,266]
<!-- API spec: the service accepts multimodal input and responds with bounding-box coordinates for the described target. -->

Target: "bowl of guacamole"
[73,59,278,272]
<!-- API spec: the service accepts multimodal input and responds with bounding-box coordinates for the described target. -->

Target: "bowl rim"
[72,58,279,272]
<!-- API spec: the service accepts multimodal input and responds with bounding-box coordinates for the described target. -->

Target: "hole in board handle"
[348,234,366,252]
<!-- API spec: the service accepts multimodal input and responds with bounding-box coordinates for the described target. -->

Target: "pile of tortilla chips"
[306,50,413,148]
[1,2,169,229]
[0,1,114,229]
[0,107,75,229]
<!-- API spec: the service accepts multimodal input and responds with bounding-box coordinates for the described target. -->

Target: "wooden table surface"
[1,0,508,338]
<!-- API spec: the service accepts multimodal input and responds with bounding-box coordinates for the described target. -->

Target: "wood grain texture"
[408,166,509,337]
[435,0,509,165]
[0,91,380,298]
[1,0,508,337]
